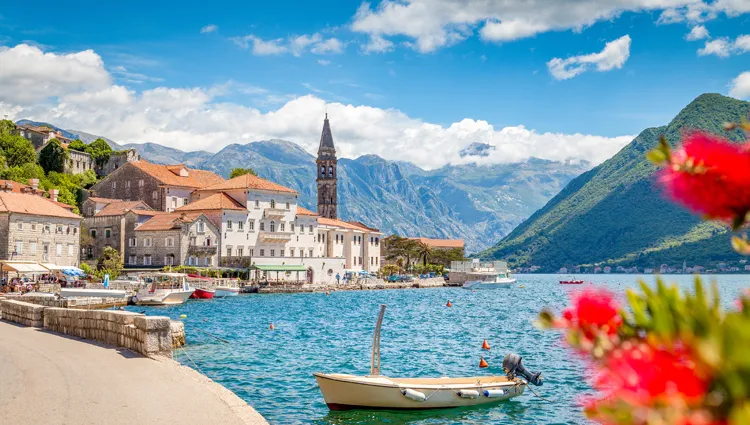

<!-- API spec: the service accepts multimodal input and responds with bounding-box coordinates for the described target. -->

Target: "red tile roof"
[175,193,245,211]
[318,217,375,231]
[0,180,29,193]
[52,201,75,211]
[95,200,154,217]
[199,173,297,194]
[0,192,80,219]
[129,161,225,188]
[296,206,319,216]
[408,237,464,249]
[86,196,124,204]
[136,212,204,231]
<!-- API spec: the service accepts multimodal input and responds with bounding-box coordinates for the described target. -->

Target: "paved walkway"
[0,321,268,425]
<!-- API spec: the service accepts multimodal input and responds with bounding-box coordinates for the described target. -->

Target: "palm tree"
[415,242,432,267]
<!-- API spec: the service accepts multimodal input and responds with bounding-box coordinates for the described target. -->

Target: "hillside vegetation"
[477,94,750,271]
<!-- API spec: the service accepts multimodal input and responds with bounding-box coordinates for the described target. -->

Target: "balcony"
[263,208,287,218]
[187,245,218,256]
[259,231,293,243]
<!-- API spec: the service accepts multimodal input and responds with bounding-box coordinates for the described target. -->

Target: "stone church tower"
[316,114,338,219]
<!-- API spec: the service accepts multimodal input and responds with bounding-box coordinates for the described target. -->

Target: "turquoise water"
[128,274,750,425]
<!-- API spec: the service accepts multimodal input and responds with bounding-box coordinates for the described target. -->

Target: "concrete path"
[0,321,268,425]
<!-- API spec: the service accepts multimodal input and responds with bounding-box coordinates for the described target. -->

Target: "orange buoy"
[482,339,491,350]
[479,357,489,368]
[269,322,275,330]
[446,301,452,307]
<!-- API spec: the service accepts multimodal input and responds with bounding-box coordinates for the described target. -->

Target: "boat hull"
[215,287,240,297]
[462,279,516,290]
[559,281,584,285]
[136,289,194,306]
[191,288,215,299]
[314,373,524,410]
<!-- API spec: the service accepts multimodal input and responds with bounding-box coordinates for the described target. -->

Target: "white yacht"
[462,271,516,289]
[135,273,194,306]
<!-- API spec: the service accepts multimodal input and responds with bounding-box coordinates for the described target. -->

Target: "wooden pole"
[370,304,386,376]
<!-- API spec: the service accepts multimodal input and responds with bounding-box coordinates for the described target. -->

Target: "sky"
[0,0,749,170]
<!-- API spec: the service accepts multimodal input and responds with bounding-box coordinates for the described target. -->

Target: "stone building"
[0,189,82,267]
[66,149,95,175]
[131,212,219,267]
[101,150,141,175]
[17,124,72,150]
[89,161,224,212]
[316,114,338,219]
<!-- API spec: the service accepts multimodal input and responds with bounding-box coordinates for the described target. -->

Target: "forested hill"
[477,93,750,271]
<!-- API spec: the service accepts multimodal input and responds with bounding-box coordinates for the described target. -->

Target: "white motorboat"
[214,278,240,297]
[314,305,542,411]
[462,271,516,289]
[59,288,129,298]
[135,273,194,306]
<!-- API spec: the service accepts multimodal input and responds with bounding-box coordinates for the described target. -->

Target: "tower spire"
[316,114,338,219]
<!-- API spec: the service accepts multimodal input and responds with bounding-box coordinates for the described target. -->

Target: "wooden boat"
[135,273,194,306]
[462,271,515,289]
[314,305,542,411]
[190,288,215,299]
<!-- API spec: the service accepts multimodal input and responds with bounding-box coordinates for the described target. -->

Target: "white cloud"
[697,35,750,57]
[110,65,163,84]
[728,71,750,99]
[0,44,111,104]
[735,35,750,53]
[233,33,344,56]
[361,34,394,54]
[200,24,218,34]
[685,25,709,40]
[350,0,749,53]
[547,35,631,80]
[317,59,331,66]
[0,43,633,169]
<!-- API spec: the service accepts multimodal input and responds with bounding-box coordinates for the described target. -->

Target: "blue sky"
[0,1,749,169]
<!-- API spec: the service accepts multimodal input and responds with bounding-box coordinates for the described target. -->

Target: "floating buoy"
[179,314,187,319]
[482,339,491,350]
[269,322,275,330]
[472,290,477,293]
[446,301,452,307]
[479,357,489,368]
[519,285,524,288]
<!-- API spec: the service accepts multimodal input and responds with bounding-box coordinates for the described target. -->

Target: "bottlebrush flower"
[561,288,622,338]
[658,131,750,226]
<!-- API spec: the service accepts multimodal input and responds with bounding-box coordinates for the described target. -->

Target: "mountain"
[68,130,123,150]
[120,142,210,167]
[459,142,495,157]
[477,94,750,271]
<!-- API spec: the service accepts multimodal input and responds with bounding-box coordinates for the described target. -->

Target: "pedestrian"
[335,273,341,285]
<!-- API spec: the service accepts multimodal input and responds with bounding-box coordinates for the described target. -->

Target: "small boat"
[462,271,516,289]
[135,273,194,306]
[314,305,542,411]
[559,277,584,285]
[59,288,129,298]
[190,288,215,299]
[215,279,240,297]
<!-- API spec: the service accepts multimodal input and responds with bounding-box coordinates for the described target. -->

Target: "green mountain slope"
[477,94,750,271]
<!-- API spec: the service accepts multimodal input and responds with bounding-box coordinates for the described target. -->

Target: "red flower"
[562,288,622,338]
[594,343,709,404]
[659,131,750,223]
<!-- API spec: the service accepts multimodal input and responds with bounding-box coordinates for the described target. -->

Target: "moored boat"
[559,277,584,285]
[190,287,215,299]
[214,278,240,297]
[59,288,130,298]
[314,305,543,411]
[462,271,516,289]
[135,273,194,306]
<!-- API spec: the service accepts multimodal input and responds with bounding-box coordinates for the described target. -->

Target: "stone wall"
[3,213,82,266]
[0,299,173,358]
[4,294,127,309]
[171,320,185,348]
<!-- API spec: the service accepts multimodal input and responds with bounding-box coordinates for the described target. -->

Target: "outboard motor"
[503,353,543,386]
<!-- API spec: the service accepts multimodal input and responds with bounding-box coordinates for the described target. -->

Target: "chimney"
[29,179,39,190]
[0,182,13,192]
[49,189,59,202]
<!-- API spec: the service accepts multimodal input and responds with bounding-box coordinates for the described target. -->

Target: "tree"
[96,246,123,280]
[229,167,257,178]
[0,134,37,167]
[0,119,17,137]
[85,138,112,168]
[38,139,69,173]
[0,163,44,182]
[415,241,432,266]
[383,235,422,272]
[68,139,86,152]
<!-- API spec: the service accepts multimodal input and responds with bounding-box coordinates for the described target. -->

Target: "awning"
[0,261,50,273]
[42,263,65,271]
[250,265,308,272]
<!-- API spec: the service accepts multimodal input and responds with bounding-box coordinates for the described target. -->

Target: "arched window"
[270,199,276,209]
[328,166,333,177]
[320,166,325,177]
[270,221,276,232]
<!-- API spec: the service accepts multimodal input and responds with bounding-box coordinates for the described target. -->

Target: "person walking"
[335,273,341,285]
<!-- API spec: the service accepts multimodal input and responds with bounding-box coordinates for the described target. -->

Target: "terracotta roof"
[318,217,374,231]
[296,206,319,216]
[86,196,124,204]
[408,237,464,249]
[95,200,153,217]
[347,221,380,232]
[0,180,29,193]
[128,161,225,188]
[0,192,80,219]
[136,212,204,231]
[199,173,297,194]
[19,124,54,134]
[175,193,245,211]
[52,201,75,211]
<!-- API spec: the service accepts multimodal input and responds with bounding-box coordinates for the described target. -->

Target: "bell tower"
[316,113,337,219]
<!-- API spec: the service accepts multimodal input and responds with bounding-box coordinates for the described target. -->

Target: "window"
[254,200,260,208]
[31,223,36,231]
[165,237,174,247]
[237,247,244,257]
[139,179,144,187]
[329,166,333,176]
[249,248,254,256]
[249,220,255,231]
[56,243,62,256]
[73,227,77,235]
[129,255,136,265]
[205,257,212,266]
[375,237,379,246]
[308,225,313,233]
[371,257,374,265]
[260,222,265,231]
[152,191,158,200]
[56,225,63,233]
[91,229,97,238]
[320,165,325,177]
[17,222,22,230]
[183,198,188,206]
[280,249,285,257]
[129,237,137,247]
[188,257,194,266]
[259,249,265,257]
[105,228,111,238]
[285,202,290,210]
[15,240,23,254]
[44,224,51,234]
[30,242,37,254]
[144,237,152,247]
[112,181,117,190]
[165,256,174,266]
[125,181,131,188]
[270,199,276,208]
[226,221,233,230]
[309,249,314,257]
[270,221,275,232]
[189,236,197,246]
[144,255,152,266]
[270,249,275,257]
[359,256,363,265]
[226,246,232,257]
[197,221,205,233]
[290,223,295,232]
[238,221,244,231]
[290,248,295,257]
[318,234,322,243]
[280,223,285,232]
